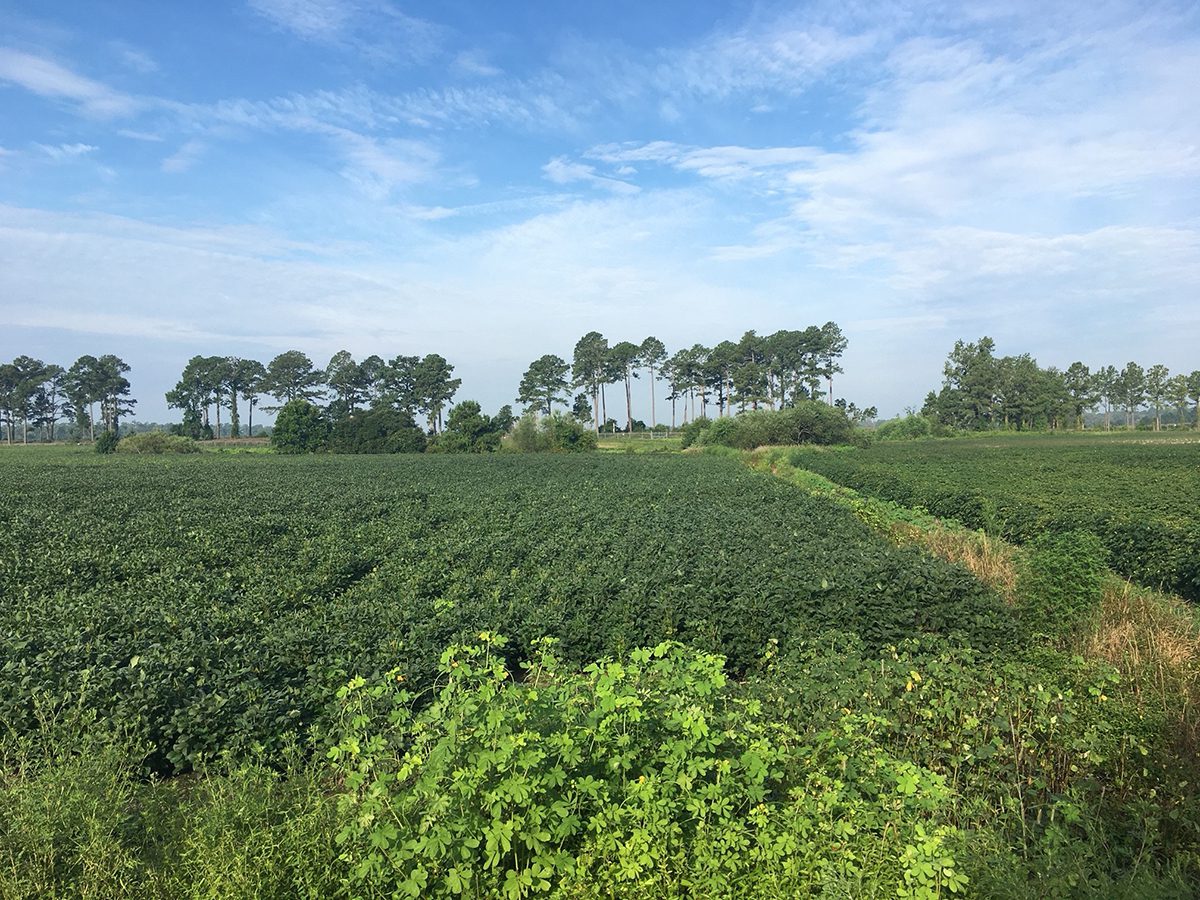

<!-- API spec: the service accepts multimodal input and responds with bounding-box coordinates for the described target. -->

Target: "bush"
[0,715,340,898]
[427,401,505,453]
[874,414,954,441]
[117,432,200,454]
[1017,530,1108,639]
[685,403,855,450]
[505,412,597,452]
[329,408,426,454]
[270,400,330,454]
[94,430,119,454]
[329,636,962,899]
[678,417,710,449]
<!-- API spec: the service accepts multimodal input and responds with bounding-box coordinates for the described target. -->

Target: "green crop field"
[787,434,1200,600]
[2,446,1198,898]
[0,449,1006,771]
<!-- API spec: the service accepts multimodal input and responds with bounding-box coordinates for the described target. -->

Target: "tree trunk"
[649,364,656,429]
[601,384,607,426]
[624,370,632,433]
[248,400,254,438]
[89,403,96,441]
[230,392,240,438]
[593,384,600,434]
[215,398,222,440]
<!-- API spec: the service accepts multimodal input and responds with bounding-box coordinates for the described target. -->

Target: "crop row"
[0,451,1009,770]
[786,437,1200,600]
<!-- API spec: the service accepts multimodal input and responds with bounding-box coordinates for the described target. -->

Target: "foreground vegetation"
[2,446,1198,897]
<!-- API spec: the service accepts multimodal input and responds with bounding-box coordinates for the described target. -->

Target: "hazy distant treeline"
[922,337,1200,431]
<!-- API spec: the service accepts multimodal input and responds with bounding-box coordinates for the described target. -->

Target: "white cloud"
[452,49,502,78]
[659,20,877,100]
[0,47,138,117]
[247,0,444,63]
[117,129,165,142]
[34,142,97,161]
[543,157,639,195]
[588,142,818,182]
[333,132,439,198]
[111,41,158,74]
[161,140,205,173]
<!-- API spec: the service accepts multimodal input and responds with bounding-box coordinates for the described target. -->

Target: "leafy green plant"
[271,399,331,454]
[329,635,963,899]
[505,412,597,452]
[1018,530,1108,639]
[117,431,201,454]
[94,429,120,454]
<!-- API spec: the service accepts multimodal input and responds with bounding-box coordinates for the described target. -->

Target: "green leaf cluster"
[329,635,962,899]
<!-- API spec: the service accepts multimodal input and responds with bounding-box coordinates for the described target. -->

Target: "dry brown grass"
[891,522,1020,604]
[1085,578,1200,750]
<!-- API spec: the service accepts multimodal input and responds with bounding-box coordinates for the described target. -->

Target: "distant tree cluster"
[520,323,855,432]
[166,350,468,442]
[922,337,1200,431]
[0,354,134,444]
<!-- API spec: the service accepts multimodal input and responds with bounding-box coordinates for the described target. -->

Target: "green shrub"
[505,412,597,452]
[428,401,506,453]
[329,407,427,454]
[117,432,200,454]
[766,634,1196,893]
[94,430,119,454]
[0,715,340,899]
[678,417,710,449]
[874,415,954,441]
[270,400,330,454]
[686,404,855,450]
[329,635,964,899]
[1017,530,1108,639]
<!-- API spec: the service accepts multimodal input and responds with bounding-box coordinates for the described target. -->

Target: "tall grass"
[1086,578,1200,753]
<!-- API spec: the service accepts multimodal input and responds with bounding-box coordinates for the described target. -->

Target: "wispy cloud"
[452,49,502,78]
[588,142,818,183]
[0,47,138,117]
[334,132,440,198]
[34,141,98,161]
[543,157,639,195]
[246,0,444,64]
[656,19,877,100]
[110,41,157,74]
[161,139,205,173]
[117,129,165,142]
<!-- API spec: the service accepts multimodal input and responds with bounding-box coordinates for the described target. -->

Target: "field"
[787,433,1200,600]
[2,445,1199,897]
[0,450,1006,771]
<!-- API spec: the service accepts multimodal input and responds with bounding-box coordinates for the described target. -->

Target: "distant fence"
[597,431,679,440]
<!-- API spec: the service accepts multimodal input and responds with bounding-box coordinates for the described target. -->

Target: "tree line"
[2,324,857,446]
[922,337,1200,431]
[166,350,464,439]
[517,322,853,432]
[0,354,135,444]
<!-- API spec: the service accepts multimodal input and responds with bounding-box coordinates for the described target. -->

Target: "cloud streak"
[0,47,138,117]
[246,0,444,64]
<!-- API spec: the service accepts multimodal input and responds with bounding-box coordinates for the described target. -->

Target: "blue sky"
[2,0,1198,422]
